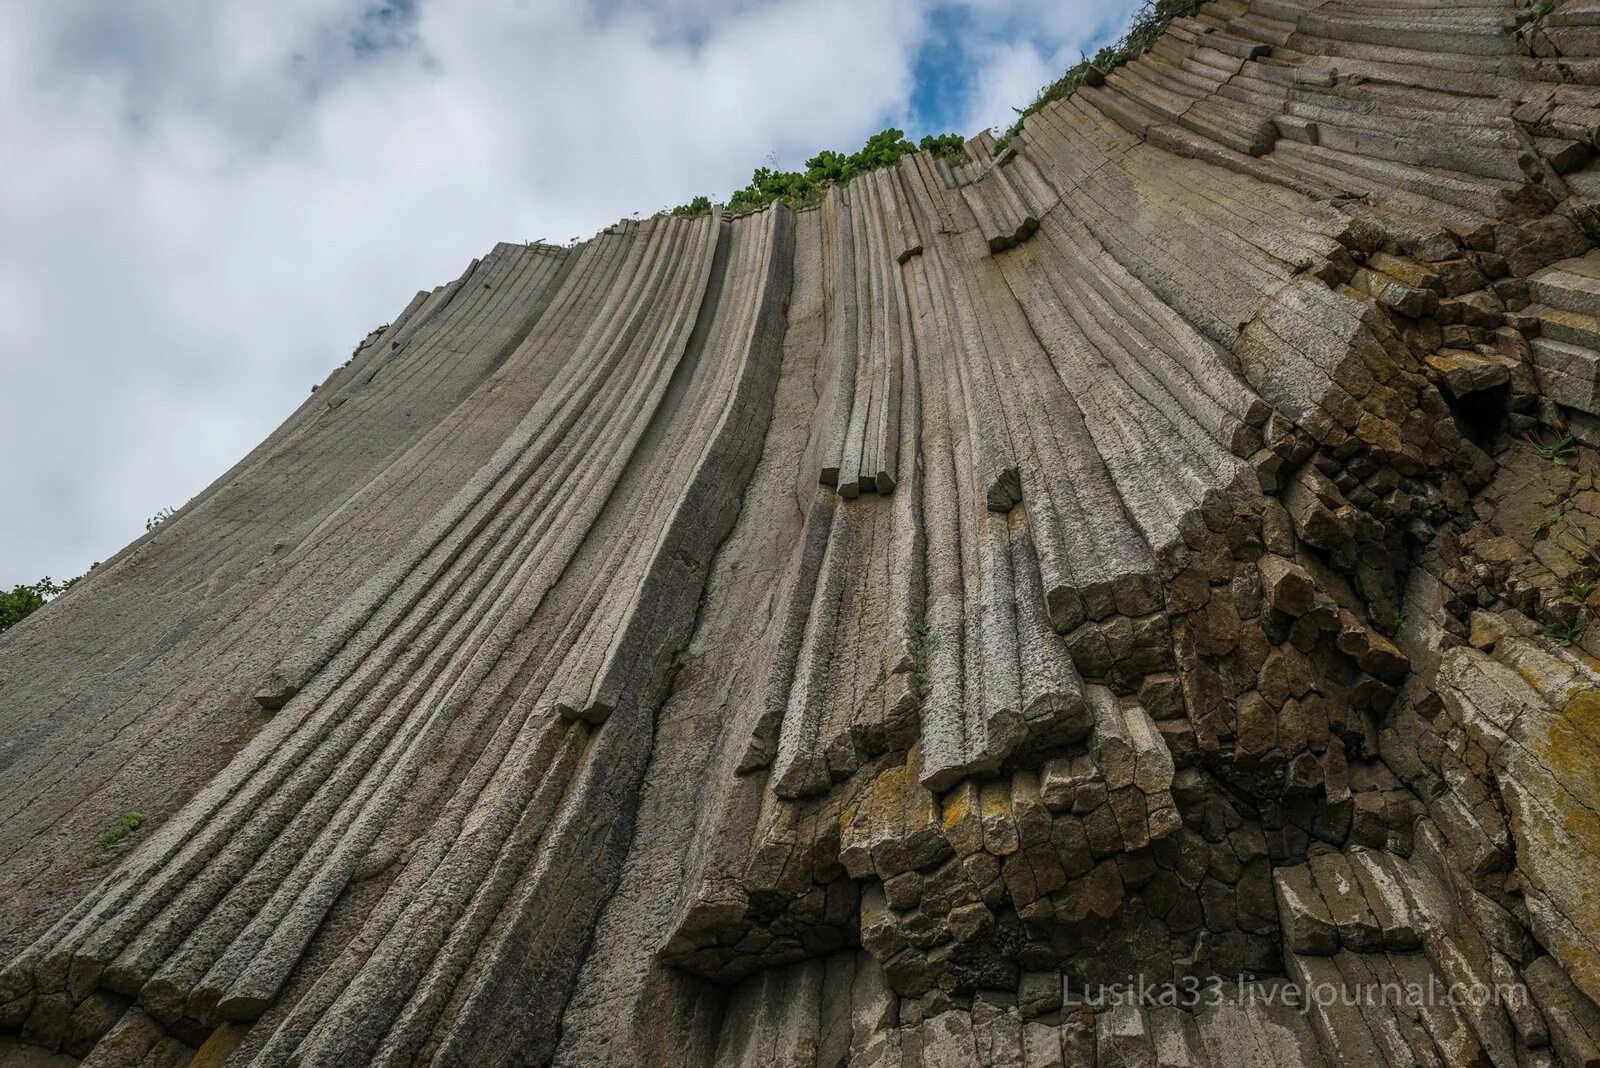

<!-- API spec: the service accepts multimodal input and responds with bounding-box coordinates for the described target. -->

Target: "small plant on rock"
[1546,620,1584,646]
[1530,432,1577,465]
[101,811,146,849]
[1568,526,1600,571]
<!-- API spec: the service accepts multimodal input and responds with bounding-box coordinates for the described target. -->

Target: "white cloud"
[0,0,1138,585]
[948,0,1143,133]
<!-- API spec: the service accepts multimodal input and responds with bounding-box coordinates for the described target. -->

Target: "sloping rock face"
[8,0,1600,1064]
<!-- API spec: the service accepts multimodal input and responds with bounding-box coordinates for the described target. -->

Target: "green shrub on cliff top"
[727,127,966,213]
[671,195,712,218]
[672,1,1193,215]
[671,127,970,218]
[1,564,98,636]
[0,578,60,633]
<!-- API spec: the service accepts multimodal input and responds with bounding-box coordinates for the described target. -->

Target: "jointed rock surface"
[8,1,1600,1063]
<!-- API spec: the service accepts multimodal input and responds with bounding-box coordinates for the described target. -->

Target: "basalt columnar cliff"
[10,1,1600,1065]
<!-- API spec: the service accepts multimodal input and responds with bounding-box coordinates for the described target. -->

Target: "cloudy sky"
[0,0,1139,587]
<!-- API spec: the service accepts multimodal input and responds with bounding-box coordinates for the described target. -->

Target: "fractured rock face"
[6,0,1600,1064]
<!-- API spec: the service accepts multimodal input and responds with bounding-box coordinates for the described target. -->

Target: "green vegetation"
[661,1,1217,220]
[1530,433,1577,465]
[726,129,969,213]
[101,811,146,849]
[994,0,1201,152]
[671,128,969,219]
[1529,509,1562,539]
[1546,620,1584,647]
[917,133,970,164]
[1,577,65,634]
[1567,578,1595,602]
[1565,527,1600,587]
[3,505,173,636]
[668,2,1204,215]
[0,565,98,636]
[671,195,712,218]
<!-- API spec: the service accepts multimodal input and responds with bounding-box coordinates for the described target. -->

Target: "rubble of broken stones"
[664,215,1600,1067]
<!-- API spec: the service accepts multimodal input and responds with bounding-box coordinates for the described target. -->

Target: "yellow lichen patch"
[1506,644,1581,706]
[191,1022,249,1068]
[870,765,908,830]
[937,778,984,859]
[1563,688,1600,743]
[978,779,1019,856]
[1528,713,1600,929]
[1545,696,1600,803]
[1537,749,1600,845]
[941,780,976,833]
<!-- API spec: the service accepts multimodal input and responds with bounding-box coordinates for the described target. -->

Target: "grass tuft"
[1530,433,1577,465]
[1529,509,1561,539]
[101,812,146,849]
